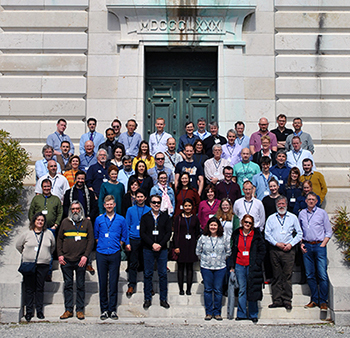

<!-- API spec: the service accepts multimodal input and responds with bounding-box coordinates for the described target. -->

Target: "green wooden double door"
[145,50,217,142]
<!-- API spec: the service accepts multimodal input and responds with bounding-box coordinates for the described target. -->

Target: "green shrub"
[331,207,350,262]
[0,130,31,248]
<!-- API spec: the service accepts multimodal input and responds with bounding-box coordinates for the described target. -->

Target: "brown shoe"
[320,303,328,311]
[126,287,134,298]
[304,301,318,309]
[86,265,95,275]
[60,310,73,319]
[76,311,85,320]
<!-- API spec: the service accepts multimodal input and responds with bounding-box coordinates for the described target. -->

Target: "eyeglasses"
[150,201,161,205]
[244,221,253,225]
[155,158,165,161]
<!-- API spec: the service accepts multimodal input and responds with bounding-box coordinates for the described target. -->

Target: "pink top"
[198,199,220,229]
[249,131,278,153]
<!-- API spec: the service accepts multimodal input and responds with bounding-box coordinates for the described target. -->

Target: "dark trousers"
[61,259,87,312]
[23,264,50,315]
[127,238,143,288]
[96,251,121,313]
[270,246,295,304]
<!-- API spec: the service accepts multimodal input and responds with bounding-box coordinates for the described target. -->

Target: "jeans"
[96,251,121,313]
[143,248,168,301]
[235,264,259,319]
[128,238,143,288]
[61,259,87,312]
[200,267,226,316]
[303,242,329,304]
[23,264,50,316]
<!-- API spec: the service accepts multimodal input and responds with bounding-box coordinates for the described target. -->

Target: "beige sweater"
[16,229,55,264]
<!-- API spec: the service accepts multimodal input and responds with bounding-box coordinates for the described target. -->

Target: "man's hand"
[283,243,292,252]
[300,243,307,254]
[125,244,131,252]
[152,243,161,251]
[58,256,66,265]
[276,242,285,250]
[210,177,219,185]
[78,256,87,267]
[174,248,180,254]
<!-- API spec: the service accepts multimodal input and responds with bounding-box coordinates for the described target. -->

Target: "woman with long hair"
[121,177,140,217]
[107,144,125,170]
[198,184,220,230]
[262,177,280,218]
[16,212,55,321]
[174,172,201,217]
[63,155,81,188]
[280,167,303,213]
[196,217,231,321]
[132,140,155,170]
[130,160,153,198]
[174,198,200,295]
[193,139,209,168]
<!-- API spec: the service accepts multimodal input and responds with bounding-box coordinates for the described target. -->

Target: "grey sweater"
[16,229,55,264]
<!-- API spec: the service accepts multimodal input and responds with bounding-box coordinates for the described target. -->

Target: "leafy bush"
[331,207,350,262]
[0,130,31,248]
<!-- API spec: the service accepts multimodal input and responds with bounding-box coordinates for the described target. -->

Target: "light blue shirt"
[118,131,142,157]
[149,131,172,156]
[265,211,303,247]
[235,135,250,149]
[148,166,174,185]
[35,158,61,180]
[252,172,278,200]
[117,169,135,193]
[194,130,210,140]
[79,153,97,172]
[79,131,105,155]
[46,131,75,155]
[286,149,315,175]
[221,143,242,167]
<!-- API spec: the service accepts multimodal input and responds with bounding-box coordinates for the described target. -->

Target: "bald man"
[79,140,97,172]
[249,117,278,155]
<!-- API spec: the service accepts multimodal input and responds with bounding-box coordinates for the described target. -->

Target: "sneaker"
[60,310,73,320]
[320,303,328,311]
[100,311,109,320]
[37,311,45,320]
[205,314,212,321]
[304,301,318,309]
[86,265,95,276]
[76,311,85,320]
[160,300,170,309]
[214,315,223,321]
[143,300,152,310]
[110,311,119,320]
[126,287,134,298]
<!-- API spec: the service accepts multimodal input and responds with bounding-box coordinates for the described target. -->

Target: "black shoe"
[110,311,118,320]
[186,290,191,296]
[179,290,185,295]
[284,302,292,310]
[25,313,33,322]
[143,300,152,310]
[268,303,283,308]
[100,311,109,320]
[235,317,248,321]
[37,312,45,319]
[160,300,170,309]
[251,317,258,323]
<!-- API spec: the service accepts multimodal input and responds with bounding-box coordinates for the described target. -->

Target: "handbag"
[169,216,181,261]
[18,231,44,276]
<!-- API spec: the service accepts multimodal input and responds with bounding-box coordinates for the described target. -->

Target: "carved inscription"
[139,17,223,33]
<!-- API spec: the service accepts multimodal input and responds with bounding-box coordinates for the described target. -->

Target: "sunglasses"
[155,158,165,160]
[244,221,253,225]
[151,201,161,205]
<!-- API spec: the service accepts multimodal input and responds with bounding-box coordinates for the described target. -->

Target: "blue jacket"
[125,204,151,240]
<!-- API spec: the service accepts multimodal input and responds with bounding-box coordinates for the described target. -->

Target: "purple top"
[198,199,220,229]
[298,206,333,242]
[249,131,278,153]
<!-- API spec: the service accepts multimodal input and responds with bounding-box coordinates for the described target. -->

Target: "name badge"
[85,166,89,171]
[264,191,269,196]
[152,230,159,235]
[103,178,108,182]
[214,139,220,144]
[278,180,284,185]
[242,251,249,256]
[75,236,81,241]
[136,225,140,230]
[98,170,101,173]
[280,228,286,234]
[185,234,191,240]
[180,205,184,210]
[42,210,48,215]
[34,247,38,252]
[243,177,248,182]
[211,252,217,258]
[105,233,109,238]
[290,198,296,203]
[209,214,215,218]
[214,172,219,176]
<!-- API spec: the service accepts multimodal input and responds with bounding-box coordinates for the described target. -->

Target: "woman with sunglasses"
[230,214,266,323]
[132,140,155,170]
[130,160,153,198]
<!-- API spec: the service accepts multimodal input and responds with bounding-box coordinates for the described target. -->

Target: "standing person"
[106,144,125,170]
[125,189,151,298]
[293,180,321,216]
[249,117,278,155]
[149,117,172,156]
[194,117,210,141]
[118,119,142,158]
[164,137,183,184]
[132,140,155,170]
[79,140,97,172]
[233,148,260,193]
[252,135,277,169]
[35,144,62,180]
[148,151,174,186]
[117,155,135,193]
[285,117,315,153]
[63,155,81,188]
[265,196,303,310]
[174,198,200,295]
[286,136,315,174]
[56,141,73,173]
[140,195,172,310]
[270,114,293,150]
[221,129,242,167]
[193,139,209,168]
[94,195,130,320]
[196,217,231,321]
[216,166,242,205]
[16,213,55,321]
[111,119,122,142]
[270,149,290,191]
[130,160,154,198]
[230,214,266,323]
[299,192,332,310]
[280,167,303,214]
[98,128,123,161]
[57,201,94,320]
[204,144,231,185]
[203,121,227,158]
[234,121,250,150]
[98,165,125,216]
[121,177,140,217]
[198,184,220,230]
[174,172,201,217]
[178,121,200,159]
[46,118,75,156]
[79,117,104,155]
[150,172,175,217]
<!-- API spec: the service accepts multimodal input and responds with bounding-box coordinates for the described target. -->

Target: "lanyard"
[243,231,251,250]
[44,195,48,207]
[213,159,222,172]
[197,130,208,140]
[293,150,303,164]
[73,220,83,234]
[223,182,232,198]
[50,176,58,190]
[55,132,63,144]
[84,154,95,165]
[276,214,286,228]
[181,189,188,203]
[262,173,271,191]
[226,144,235,156]
[222,220,227,228]
[104,214,116,232]
[137,205,146,222]
[294,131,303,137]
[151,211,159,229]
[124,170,133,178]
[210,237,218,252]
[242,162,251,176]
[307,208,317,225]
[236,135,245,146]
[34,231,42,244]
[155,132,165,145]
[244,200,254,214]
[207,199,218,211]
[184,216,192,234]
[127,133,134,148]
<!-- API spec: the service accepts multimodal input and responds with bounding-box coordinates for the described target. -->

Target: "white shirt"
[286,149,315,175]
[233,197,266,232]
[35,174,70,202]
[204,157,231,183]
[149,131,172,156]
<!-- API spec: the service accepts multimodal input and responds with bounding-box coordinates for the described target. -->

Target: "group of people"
[16,114,332,322]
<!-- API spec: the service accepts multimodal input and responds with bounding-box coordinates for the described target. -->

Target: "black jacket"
[230,228,266,302]
[203,135,227,158]
[252,150,277,169]
[140,211,172,251]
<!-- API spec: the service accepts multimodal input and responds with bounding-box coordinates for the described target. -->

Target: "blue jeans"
[96,251,121,313]
[201,267,226,316]
[303,242,329,304]
[143,248,168,301]
[235,264,259,319]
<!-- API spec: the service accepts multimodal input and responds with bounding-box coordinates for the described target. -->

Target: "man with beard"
[118,155,136,193]
[265,195,303,310]
[57,201,94,320]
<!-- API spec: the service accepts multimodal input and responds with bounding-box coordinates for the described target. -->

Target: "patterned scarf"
[70,184,90,217]
[158,184,173,216]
